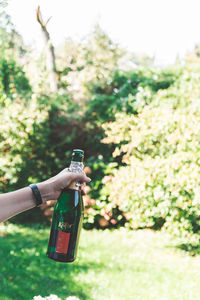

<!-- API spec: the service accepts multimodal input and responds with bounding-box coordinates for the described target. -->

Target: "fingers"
[80,182,86,195]
[81,188,86,195]
[70,172,91,184]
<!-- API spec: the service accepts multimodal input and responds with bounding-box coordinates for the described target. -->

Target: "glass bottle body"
[46,188,84,263]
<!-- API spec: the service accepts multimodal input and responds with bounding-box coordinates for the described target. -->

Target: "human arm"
[0,168,91,222]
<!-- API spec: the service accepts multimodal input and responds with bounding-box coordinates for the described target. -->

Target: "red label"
[56,230,70,254]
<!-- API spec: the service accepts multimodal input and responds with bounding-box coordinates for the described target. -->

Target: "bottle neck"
[71,157,83,162]
[68,160,84,190]
[69,160,84,173]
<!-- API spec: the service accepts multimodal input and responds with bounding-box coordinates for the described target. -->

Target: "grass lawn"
[0,224,200,300]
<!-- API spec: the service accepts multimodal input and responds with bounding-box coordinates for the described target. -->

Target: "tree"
[36,6,58,92]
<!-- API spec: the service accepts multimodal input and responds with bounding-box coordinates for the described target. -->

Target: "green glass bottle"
[47,149,84,263]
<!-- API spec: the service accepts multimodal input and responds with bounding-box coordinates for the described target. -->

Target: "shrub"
[0,58,31,98]
[101,67,200,244]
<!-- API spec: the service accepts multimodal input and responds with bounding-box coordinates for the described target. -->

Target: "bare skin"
[0,168,91,222]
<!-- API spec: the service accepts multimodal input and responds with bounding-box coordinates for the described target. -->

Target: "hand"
[37,168,91,202]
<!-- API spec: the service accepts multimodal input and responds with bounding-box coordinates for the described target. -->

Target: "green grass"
[0,224,200,300]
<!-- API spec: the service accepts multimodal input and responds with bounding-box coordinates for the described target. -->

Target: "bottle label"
[56,230,70,254]
[58,220,73,231]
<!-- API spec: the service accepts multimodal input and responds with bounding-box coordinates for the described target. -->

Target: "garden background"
[1,1,200,299]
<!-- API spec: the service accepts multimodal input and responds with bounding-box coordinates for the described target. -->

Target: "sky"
[6,0,200,66]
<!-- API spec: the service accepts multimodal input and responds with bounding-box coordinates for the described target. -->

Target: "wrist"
[37,182,53,203]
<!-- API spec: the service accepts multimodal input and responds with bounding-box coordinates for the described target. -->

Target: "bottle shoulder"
[54,189,82,211]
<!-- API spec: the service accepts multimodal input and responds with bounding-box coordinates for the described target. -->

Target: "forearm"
[0,169,90,223]
[0,182,50,222]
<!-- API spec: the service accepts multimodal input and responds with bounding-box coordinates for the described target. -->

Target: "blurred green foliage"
[0,8,200,245]
[102,67,200,245]
[0,58,31,97]
[85,67,180,123]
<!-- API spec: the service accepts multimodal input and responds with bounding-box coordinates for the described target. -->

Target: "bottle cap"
[73,149,84,153]
[72,149,84,162]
